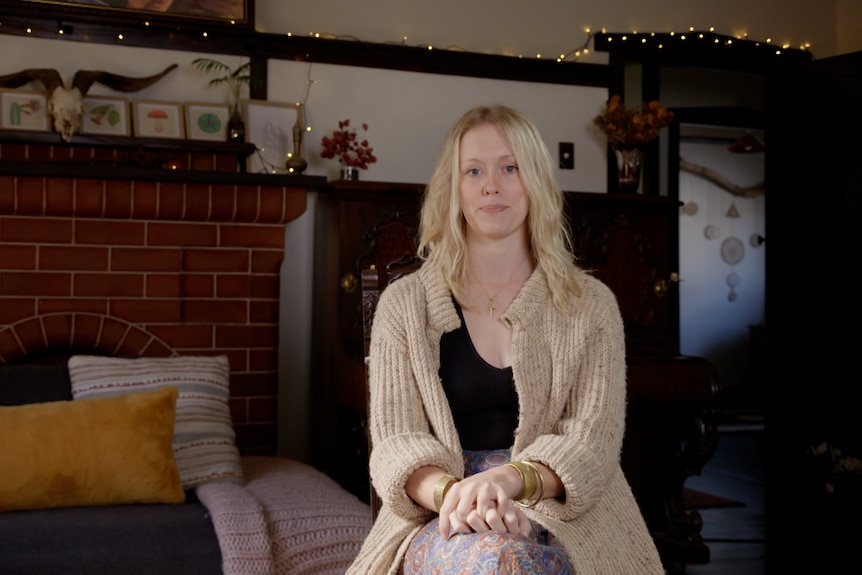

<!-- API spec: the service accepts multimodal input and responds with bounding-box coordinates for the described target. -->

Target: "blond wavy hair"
[418,105,583,310]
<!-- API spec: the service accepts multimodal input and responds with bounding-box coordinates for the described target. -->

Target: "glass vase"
[612,145,642,193]
[341,166,360,181]
[227,104,245,142]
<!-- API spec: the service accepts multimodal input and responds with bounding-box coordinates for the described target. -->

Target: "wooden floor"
[683,414,765,575]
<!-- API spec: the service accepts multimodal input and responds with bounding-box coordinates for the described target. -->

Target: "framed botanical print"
[80,95,131,136]
[0,89,49,132]
[184,101,230,141]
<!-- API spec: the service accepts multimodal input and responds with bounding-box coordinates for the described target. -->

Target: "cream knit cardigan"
[346,263,665,575]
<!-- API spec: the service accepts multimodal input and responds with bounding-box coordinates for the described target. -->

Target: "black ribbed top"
[439,300,519,450]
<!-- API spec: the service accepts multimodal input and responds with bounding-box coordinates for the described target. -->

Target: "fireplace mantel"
[0,133,327,455]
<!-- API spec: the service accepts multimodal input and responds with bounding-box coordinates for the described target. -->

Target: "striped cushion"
[68,355,243,489]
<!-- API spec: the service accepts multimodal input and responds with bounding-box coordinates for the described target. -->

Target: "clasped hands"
[436,464,531,539]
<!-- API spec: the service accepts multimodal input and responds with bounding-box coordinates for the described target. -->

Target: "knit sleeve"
[366,278,463,521]
[516,276,628,522]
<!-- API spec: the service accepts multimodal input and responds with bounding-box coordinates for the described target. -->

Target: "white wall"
[256,0,851,61]
[1,0,854,456]
[678,140,766,394]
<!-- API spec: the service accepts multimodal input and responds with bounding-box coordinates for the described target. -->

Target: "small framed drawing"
[81,95,131,136]
[0,89,48,132]
[184,102,230,142]
[132,100,185,139]
[242,99,303,174]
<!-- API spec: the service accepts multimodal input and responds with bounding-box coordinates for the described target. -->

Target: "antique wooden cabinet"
[311,181,719,574]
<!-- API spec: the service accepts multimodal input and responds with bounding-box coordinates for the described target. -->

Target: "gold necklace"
[470,254,530,319]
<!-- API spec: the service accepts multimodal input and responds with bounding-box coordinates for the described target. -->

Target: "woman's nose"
[482,178,499,195]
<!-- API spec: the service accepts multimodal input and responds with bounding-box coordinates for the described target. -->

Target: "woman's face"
[458,123,530,243]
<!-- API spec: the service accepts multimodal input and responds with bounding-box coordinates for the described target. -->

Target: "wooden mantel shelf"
[0,129,328,189]
[0,129,257,157]
[0,160,328,188]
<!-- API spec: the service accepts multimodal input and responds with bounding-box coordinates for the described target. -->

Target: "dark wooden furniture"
[311,180,720,574]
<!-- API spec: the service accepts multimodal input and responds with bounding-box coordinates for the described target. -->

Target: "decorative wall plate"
[726,272,741,288]
[721,236,745,265]
[682,202,698,215]
[704,225,720,240]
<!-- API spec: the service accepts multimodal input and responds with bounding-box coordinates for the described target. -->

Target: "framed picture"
[0,89,49,132]
[242,99,303,174]
[18,1,253,27]
[184,101,230,141]
[80,95,130,136]
[132,100,185,139]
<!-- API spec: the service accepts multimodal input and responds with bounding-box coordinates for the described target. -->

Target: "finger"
[501,503,522,535]
[448,511,472,537]
[483,506,506,533]
[438,511,451,539]
[466,509,490,533]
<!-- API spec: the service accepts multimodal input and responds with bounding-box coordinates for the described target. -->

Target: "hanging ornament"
[726,202,740,218]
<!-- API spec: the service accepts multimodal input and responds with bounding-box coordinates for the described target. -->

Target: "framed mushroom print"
[0,89,49,132]
[184,101,230,141]
[81,95,131,136]
[132,99,185,139]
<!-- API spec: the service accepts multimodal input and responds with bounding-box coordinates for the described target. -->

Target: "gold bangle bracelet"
[518,460,545,508]
[433,474,459,512]
[506,461,538,503]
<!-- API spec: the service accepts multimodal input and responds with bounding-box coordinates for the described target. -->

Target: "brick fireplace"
[0,138,317,454]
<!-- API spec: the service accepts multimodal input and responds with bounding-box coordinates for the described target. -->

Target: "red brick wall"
[0,143,308,454]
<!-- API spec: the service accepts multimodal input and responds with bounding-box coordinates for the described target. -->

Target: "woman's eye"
[466,168,481,176]
[504,164,518,174]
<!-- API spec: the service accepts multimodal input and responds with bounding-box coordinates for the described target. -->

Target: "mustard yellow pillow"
[0,386,185,512]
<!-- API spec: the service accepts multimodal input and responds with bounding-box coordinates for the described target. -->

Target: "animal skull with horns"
[0,64,178,142]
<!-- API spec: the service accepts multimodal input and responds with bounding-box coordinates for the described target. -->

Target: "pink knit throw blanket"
[196,456,372,575]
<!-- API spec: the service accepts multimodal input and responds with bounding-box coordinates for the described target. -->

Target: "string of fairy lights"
[1,14,814,64]
[1,15,814,174]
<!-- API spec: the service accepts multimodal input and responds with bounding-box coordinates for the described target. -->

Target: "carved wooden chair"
[361,253,422,520]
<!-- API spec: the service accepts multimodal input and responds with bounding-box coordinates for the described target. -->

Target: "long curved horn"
[0,69,65,93]
[71,63,179,96]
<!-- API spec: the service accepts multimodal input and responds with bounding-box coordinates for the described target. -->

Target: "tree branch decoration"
[679,158,765,197]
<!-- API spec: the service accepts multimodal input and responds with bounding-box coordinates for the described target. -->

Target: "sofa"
[0,355,372,575]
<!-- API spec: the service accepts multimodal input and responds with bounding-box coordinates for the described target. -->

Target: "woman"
[347,105,664,574]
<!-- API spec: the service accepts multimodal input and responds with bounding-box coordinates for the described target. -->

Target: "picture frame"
[242,99,303,174]
[80,95,130,136]
[184,101,230,142]
[132,99,185,139]
[0,89,49,132]
[18,1,253,27]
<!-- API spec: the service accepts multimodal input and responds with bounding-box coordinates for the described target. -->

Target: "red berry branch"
[320,119,378,169]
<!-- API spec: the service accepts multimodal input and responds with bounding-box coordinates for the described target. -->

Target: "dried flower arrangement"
[593,94,674,146]
[320,119,377,169]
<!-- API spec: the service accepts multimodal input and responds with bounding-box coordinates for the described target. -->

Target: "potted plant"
[191,57,258,142]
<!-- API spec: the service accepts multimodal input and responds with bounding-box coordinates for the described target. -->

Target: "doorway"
[670,114,766,415]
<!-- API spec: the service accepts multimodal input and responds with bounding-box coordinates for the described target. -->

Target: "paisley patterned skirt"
[401,449,575,575]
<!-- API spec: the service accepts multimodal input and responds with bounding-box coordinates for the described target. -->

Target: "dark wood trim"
[0,160,327,188]
[3,0,254,28]
[0,1,608,88]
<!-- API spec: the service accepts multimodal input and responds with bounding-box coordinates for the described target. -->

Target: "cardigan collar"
[416,261,550,334]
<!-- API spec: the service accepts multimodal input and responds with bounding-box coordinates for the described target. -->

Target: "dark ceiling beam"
[0,2,608,88]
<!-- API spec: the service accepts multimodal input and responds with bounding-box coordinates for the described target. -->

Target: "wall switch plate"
[559,142,574,170]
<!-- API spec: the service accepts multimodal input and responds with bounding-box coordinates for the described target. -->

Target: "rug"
[682,488,745,509]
